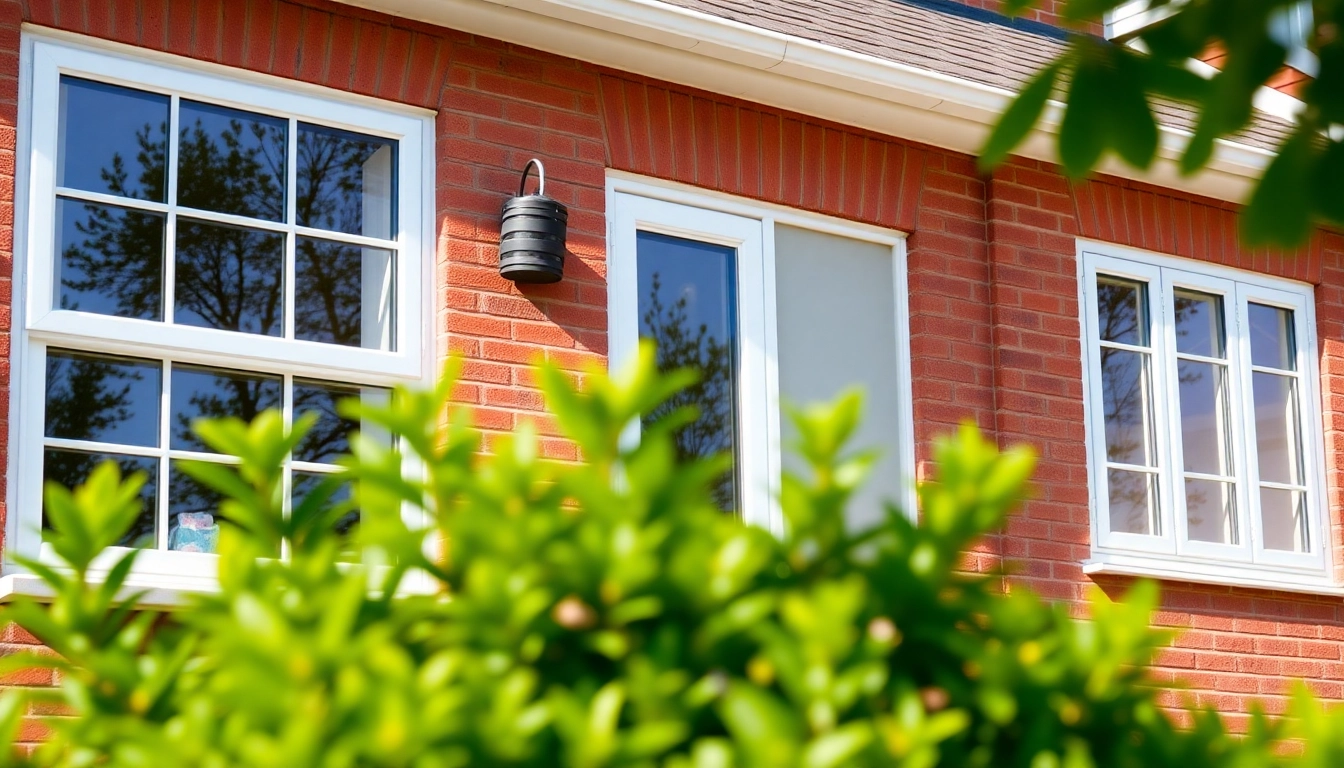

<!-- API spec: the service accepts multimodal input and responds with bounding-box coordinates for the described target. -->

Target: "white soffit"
[343,0,1277,204]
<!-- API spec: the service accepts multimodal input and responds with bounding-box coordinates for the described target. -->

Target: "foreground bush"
[2,345,1344,767]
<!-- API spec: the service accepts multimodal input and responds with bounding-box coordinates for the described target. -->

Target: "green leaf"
[1242,125,1316,247]
[980,61,1063,172]
[1058,60,1109,178]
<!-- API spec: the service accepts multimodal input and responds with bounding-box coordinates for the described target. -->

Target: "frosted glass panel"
[774,224,901,529]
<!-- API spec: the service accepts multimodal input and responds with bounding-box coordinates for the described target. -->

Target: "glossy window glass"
[174,219,285,336]
[293,380,389,464]
[1261,488,1308,552]
[1107,468,1158,536]
[1249,303,1296,370]
[1254,372,1304,486]
[1096,277,1147,346]
[166,461,226,555]
[296,124,396,238]
[637,231,740,515]
[43,449,158,549]
[1185,477,1237,544]
[58,77,169,202]
[170,365,282,452]
[177,100,287,222]
[1173,290,1224,357]
[294,238,394,350]
[56,198,165,319]
[45,351,161,447]
[292,471,359,561]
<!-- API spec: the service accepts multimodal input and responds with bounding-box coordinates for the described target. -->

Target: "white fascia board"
[341,0,1271,203]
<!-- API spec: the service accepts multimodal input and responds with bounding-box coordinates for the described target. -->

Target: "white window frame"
[4,32,436,593]
[1078,241,1333,593]
[606,173,916,534]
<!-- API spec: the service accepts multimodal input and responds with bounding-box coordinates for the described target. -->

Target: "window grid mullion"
[164,94,181,326]
[281,372,294,561]
[1153,272,1179,543]
[285,117,298,343]
[157,358,174,551]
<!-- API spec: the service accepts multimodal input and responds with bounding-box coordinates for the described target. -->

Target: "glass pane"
[1249,303,1296,371]
[293,470,359,562]
[296,124,396,239]
[174,219,284,336]
[773,224,901,529]
[1261,487,1308,552]
[1173,289,1225,358]
[1177,360,1233,477]
[177,100,287,222]
[293,381,389,464]
[58,77,168,201]
[1252,371,1304,485]
[294,237,394,350]
[1096,277,1147,346]
[1185,477,1237,545]
[170,365,282,452]
[45,350,160,447]
[43,449,157,549]
[167,461,224,554]
[1100,348,1155,466]
[1107,468,1158,535]
[56,198,165,319]
[636,231,739,514]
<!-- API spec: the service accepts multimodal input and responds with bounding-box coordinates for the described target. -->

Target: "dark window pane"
[293,470,359,562]
[177,100,287,222]
[58,77,168,202]
[1249,303,1296,371]
[167,461,223,554]
[294,237,393,349]
[174,219,284,336]
[1096,277,1148,347]
[296,124,396,238]
[294,380,361,464]
[636,231,739,515]
[56,198,165,319]
[170,365,281,452]
[1173,290,1225,358]
[43,449,157,549]
[45,350,160,447]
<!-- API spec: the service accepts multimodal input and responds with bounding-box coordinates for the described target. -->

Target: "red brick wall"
[2,0,1342,748]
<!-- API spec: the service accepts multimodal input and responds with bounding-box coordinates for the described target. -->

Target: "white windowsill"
[1084,554,1344,598]
[0,572,216,608]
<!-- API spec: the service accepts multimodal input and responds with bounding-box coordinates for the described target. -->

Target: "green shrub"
[1,343,1342,767]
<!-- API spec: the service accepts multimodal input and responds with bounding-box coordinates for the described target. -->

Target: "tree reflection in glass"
[637,232,739,515]
[1096,277,1159,535]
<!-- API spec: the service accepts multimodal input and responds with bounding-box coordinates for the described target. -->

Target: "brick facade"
[2,0,1342,748]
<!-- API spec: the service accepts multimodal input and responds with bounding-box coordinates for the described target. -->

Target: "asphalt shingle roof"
[659,0,1292,151]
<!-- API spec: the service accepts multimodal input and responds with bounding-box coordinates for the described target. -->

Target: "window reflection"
[170,365,282,452]
[177,100,287,222]
[292,471,360,562]
[636,231,740,514]
[58,77,169,202]
[296,124,396,238]
[294,238,393,349]
[293,380,385,464]
[56,198,165,319]
[45,350,161,447]
[174,219,284,336]
[43,449,157,549]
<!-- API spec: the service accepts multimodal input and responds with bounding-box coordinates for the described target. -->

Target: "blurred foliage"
[0,343,1341,766]
[980,0,1340,247]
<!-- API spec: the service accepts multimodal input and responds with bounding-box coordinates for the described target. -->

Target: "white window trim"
[1077,240,1334,593]
[4,32,438,596]
[606,172,916,534]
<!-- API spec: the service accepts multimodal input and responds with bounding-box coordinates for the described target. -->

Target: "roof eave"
[342,0,1273,204]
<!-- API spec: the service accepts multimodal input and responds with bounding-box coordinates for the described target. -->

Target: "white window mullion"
[164,94,180,326]
[157,359,173,551]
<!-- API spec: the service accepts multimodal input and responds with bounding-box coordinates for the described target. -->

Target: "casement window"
[1080,245,1329,588]
[607,176,916,532]
[7,35,431,585]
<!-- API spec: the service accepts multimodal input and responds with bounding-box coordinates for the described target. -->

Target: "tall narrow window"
[1081,247,1326,585]
[636,232,741,513]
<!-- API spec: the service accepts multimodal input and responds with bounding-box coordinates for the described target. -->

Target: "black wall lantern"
[499,159,568,284]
